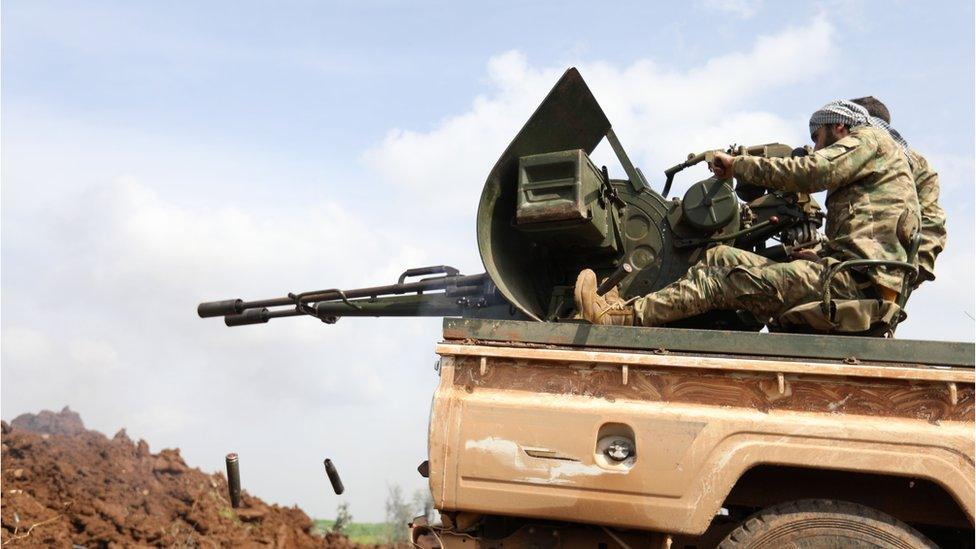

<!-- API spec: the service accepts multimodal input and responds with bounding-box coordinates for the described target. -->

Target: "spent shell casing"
[225,453,241,508]
[324,458,344,495]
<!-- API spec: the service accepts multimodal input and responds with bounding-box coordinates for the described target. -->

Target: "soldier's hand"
[790,248,821,262]
[709,151,735,179]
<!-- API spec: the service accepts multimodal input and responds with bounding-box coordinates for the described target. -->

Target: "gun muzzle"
[225,453,242,508]
[224,308,271,327]
[597,263,633,296]
[198,299,244,318]
[324,458,344,495]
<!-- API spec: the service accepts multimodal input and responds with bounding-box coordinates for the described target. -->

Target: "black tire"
[718,499,937,548]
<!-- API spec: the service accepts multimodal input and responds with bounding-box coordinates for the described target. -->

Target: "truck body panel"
[429,319,975,537]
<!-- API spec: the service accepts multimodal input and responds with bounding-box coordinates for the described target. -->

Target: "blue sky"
[3,1,974,521]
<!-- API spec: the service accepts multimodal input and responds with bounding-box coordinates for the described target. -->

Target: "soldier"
[575,100,921,327]
[850,96,946,286]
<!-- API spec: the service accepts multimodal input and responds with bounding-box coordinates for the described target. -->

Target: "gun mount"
[198,68,824,331]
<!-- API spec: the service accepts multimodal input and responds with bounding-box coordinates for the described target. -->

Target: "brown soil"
[0,407,365,548]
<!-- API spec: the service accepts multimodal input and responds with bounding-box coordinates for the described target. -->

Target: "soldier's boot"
[573,269,634,325]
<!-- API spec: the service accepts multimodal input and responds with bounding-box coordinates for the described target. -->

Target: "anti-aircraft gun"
[198,68,824,331]
[195,68,976,547]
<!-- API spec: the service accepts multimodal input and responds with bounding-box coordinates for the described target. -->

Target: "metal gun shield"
[476,67,612,321]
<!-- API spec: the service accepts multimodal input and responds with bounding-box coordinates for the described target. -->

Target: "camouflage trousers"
[634,245,868,326]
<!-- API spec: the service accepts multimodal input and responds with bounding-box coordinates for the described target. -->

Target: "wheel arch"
[721,464,972,529]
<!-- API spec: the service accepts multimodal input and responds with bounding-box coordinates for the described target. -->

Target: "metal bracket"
[605,128,647,192]
[398,265,460,284]
[291,289,362,312]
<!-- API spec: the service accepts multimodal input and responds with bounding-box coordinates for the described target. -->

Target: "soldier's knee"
[727,266,778,295]
[704,245,738,267]
[758,263,822,304]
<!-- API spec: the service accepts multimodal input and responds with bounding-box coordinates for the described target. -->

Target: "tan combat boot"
[573,269,635,325]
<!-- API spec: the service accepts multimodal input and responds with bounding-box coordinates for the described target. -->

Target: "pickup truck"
[412,318,975,548]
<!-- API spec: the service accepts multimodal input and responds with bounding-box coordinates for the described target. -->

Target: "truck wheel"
[718,499,936,548]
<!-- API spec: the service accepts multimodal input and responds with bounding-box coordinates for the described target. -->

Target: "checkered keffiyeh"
[809,100,912,164]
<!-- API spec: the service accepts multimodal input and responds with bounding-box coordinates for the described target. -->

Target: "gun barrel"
[198,299,244,318]
[224,308,304,326]
[198,269,494,327]
[199,272,488,317]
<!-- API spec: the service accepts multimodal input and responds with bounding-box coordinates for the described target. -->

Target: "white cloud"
[2,131,440,519]
[1,328,53,364]
[700,0,763,19]
[363,17,833,213]
[4,172,430,389]
[130,406,192,436]
[68,338,120,375]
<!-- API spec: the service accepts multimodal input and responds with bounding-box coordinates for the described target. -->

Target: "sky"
[2,0,974,521]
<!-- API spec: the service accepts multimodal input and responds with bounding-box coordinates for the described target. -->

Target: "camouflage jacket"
[733,126,920,293]
[909,150,947,283]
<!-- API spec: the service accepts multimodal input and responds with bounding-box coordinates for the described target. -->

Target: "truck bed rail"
[443,318,975,368]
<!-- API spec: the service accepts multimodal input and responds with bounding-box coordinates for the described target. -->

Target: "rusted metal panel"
[437,343,975,384]
[447,353,974,422]
[443,318,975,367]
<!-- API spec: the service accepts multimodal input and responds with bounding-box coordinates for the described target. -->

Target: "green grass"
[313,520,391,544]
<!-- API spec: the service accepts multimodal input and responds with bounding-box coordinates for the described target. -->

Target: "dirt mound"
[0,409,364,547]
[10,406,86,436]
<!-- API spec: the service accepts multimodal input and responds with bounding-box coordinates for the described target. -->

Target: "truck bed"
[428,318,975,536]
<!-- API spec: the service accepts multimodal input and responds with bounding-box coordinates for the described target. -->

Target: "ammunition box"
[515,150,614,251]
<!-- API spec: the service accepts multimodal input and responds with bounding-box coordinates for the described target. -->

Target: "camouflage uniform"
[909,150,947,283]
[634,126,920,326]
